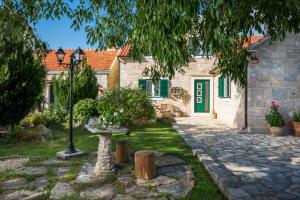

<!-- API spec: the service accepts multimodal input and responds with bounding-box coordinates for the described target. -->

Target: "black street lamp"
[55,47,85,156]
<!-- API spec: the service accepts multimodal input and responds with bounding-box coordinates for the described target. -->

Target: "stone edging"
[172,124,252,200]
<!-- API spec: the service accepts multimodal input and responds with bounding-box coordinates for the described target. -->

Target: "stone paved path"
[174,117,300,200]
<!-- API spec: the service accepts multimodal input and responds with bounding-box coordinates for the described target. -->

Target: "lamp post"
[55,47,85,159]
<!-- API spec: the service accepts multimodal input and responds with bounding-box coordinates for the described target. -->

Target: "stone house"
[247,33,300,133]
[117,34,300,133]
[43,48,121,107]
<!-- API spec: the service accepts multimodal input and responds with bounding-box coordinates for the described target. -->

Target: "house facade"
[43,48,121,107]
[118,34,300,133]
[118,47,247,129]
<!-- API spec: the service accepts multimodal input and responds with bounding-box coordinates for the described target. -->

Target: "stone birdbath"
[85,117,128,177]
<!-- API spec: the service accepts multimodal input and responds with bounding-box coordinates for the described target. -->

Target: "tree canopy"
[2,0,300,86]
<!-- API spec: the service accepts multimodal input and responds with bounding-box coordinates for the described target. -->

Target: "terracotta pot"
[270,127,289,137]
[291,121,300,136]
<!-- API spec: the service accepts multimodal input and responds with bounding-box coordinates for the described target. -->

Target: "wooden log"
[116,140,130,163]
[134,150,156,180]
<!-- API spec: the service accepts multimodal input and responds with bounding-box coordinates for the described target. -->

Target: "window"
[218,76,231,98]
[138,79,168,98]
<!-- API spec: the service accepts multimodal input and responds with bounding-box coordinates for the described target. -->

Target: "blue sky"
[35,17,95,50]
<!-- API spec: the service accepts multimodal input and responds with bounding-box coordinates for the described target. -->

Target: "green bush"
[293,112,300,122]
[19,110,62,128]
[265,101,285,127]
[97,87,155,128]
[52,59,98,110]
[74,98,98,125]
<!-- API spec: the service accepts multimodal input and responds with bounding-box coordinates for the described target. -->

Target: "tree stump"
[134,150,156,180]
[116,140,130,163]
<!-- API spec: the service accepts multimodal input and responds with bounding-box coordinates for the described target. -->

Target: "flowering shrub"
[265,101,285,127]
[97,87,155,128]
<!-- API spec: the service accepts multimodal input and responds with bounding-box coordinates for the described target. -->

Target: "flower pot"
[291,121,300,136]
[270,127,289,137]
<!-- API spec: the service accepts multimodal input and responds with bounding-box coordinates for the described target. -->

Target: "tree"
[3,0,300,86]
[0,6,46,128]
[52,59,98,111]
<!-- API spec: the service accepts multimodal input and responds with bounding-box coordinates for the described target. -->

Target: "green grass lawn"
[0,123,223,200]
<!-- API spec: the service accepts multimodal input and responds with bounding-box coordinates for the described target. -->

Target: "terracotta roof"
[243,36,265,48]
[44,48,120,71]
[119,44,131,57]
[118,36,264,58]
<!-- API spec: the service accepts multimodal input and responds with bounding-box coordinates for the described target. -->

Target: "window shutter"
[227,78,231,98]
[160,79,169,97]
[138,79,147,91]
[218,77,224,98]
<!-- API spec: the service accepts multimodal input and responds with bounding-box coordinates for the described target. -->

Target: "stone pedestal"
[93,131,114,176]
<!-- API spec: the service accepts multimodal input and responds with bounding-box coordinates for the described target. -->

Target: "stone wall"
[214,75,245,128]
[120,57,245,126]
[120,57,216,116]
[248,33,300,133]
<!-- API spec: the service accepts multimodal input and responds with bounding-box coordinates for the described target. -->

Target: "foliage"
[19,111,61,128]
[52,59,98,110]
[4,0,300,86]
[265,101,285,127]
[293,112,300,122]
[0,38,46,128]
[74,98,98,125]
[97,87,155,128]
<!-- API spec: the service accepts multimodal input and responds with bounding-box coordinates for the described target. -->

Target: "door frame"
[191,76,213,116]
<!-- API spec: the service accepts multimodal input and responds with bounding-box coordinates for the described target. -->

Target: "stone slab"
[56,149,84,160]
[16,167,47,175]
[80,184,114,200]
[0,178,28,190]
[50,182,75,199]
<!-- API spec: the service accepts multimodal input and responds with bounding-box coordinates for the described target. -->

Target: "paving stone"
[50,182,75,199]
[40,158,66,165]
[156,180,194,198]
[125,185,160,199]
[0,157,29,172]
[136,175,177,187]
[33,176,48,189]
[0,189,44,200]
[80,184,114,200]
[0,178,28,189]
[174,116,300,200]
[118,174,133,185]
[155,154,185,167]
[157,165,194,180]
[75,162,95,183]
[113,194,135,200]
[16,167,47,175]
[53,167,71,176]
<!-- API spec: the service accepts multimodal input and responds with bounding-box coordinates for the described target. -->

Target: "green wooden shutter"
[226,78,231,98]
[218,77,224,98]
[138,79,147,91]
[160,79,169,97]
[50,83,55,104]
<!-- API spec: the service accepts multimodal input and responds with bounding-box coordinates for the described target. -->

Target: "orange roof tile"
[118,44,131,57]
[44,48,120,71]
[243,35,265,48]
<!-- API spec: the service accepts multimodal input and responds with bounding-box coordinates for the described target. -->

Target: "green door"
[194,79,210,113]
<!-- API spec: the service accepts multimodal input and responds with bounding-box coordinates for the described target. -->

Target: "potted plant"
[292,112,300,136]
[265,101,286,137]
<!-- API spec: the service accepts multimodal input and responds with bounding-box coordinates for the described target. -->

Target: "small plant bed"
[0,123,223,200]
